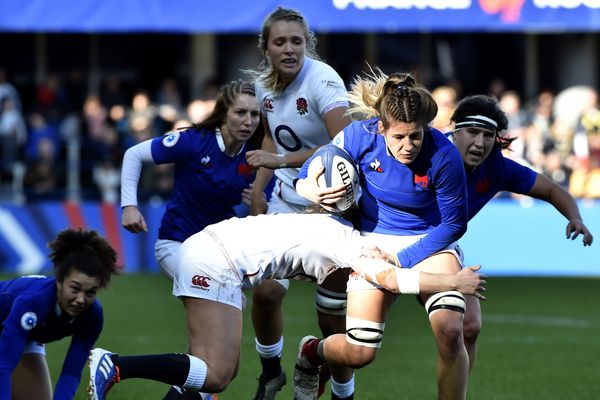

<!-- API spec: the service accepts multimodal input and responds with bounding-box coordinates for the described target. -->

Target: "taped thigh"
[315,286,347,315]
[345,315,386,349]
[424,291,466,319]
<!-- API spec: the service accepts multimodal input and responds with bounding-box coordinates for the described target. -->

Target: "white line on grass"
[484,313,595,328]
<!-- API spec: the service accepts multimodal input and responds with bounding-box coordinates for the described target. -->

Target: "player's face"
[453,127,496,170]
[379,120,424,164]
[56,269,101,317]
[266,20,306,83]
[223,93,261,144]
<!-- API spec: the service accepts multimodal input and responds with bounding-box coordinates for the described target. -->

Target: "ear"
[377,120,384,134]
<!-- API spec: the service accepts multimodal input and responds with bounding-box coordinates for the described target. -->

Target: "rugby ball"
[307,145,360,212]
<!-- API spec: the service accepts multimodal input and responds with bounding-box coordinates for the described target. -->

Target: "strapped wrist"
[277,154,287,168]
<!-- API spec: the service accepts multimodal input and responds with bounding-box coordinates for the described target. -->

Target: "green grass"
[38,275,600,399]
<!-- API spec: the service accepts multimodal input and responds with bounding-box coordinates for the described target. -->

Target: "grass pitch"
[42,274,600,399]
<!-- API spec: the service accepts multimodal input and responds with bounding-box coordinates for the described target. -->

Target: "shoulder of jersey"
[161,130,182,147]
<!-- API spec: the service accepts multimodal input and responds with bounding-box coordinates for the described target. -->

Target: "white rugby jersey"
[184,213,363,289]
[256,57,348,205]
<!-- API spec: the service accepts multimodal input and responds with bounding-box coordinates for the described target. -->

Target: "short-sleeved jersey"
[181,213,364,289]
[0,275,103,399]
[465,147,537,220]
[151,128,256,242]
[299,118,468,268]
[256,57,348,206]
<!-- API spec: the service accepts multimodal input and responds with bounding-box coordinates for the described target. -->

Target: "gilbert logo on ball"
[309,144,360,212]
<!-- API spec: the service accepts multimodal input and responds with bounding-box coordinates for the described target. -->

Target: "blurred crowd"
[1,65,599,204]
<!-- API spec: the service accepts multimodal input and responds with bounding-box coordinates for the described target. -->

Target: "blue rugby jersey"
[300,118,468,268]
[465,147,537,220]
[0,276,103,399]
[151,128,256,243]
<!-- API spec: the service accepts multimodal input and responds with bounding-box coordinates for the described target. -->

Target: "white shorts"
[23,341,45,355]
[264,187,310,291]
[347,232,464,292]
[173,232,245,310]
[155,239,182,280]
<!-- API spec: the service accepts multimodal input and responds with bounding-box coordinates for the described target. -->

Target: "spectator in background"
[487,77,506,100]
[156,78,184,112]
[570,107,600,198]
[0,97,27,168]
[127,91,159,147]
[187,98,216,124]
[25,112,60,162]
[101,75,127,111]
[155,78,185,134]
[430,85,458,132]
[24,136,61,201]
[0,66,22,111]
[551,86,597,172]
[36,73,69,122]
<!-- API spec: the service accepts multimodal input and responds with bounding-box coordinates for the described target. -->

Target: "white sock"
[183,355,208,391]
[331,375,355,398]
[255,337,283,358]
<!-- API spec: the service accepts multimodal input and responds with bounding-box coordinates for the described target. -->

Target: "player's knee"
[346,344,378,368]
[252,280,287,307]
[463,315,482,344]
[203,366,235,393]
[345,316,384,367]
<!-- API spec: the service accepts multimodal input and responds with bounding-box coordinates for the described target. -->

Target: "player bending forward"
[88,213,486,400]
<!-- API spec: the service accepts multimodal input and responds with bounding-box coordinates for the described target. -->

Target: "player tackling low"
[88,212,486,400]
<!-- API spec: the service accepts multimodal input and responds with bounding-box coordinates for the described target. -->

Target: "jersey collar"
[285,56,311,93]
[215,128,244,157]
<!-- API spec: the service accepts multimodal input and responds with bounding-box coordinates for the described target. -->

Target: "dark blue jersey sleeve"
[53,302,103,400]
[466,149,538,220]
[0,295,49,399]
[396,145,468,267]
[151,129,207,165]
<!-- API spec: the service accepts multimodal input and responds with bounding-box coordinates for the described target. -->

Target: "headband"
[454,115,498,132]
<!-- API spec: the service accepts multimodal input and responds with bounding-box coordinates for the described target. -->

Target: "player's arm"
[247,117,275,215]
[120,140,154,233]
[54,305,103,399]
[323,105,351,139]
[0,304,37,398]
[527,173,593,246]
[246,116,314,169]
[353,249,486,298]
[266,105,350,167]
[54,335,98,399]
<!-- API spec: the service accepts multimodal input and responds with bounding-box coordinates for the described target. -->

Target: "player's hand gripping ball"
[307,145,360,212]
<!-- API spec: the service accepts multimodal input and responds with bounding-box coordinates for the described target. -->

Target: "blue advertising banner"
[0,200,598,277]
[0,0,599,33]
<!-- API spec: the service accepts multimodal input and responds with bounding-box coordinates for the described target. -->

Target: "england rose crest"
[296,97,308,116]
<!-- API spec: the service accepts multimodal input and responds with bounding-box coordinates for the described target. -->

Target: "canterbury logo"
[191,275,211,288]
[201,155,210,165]
[370,158,383,172]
